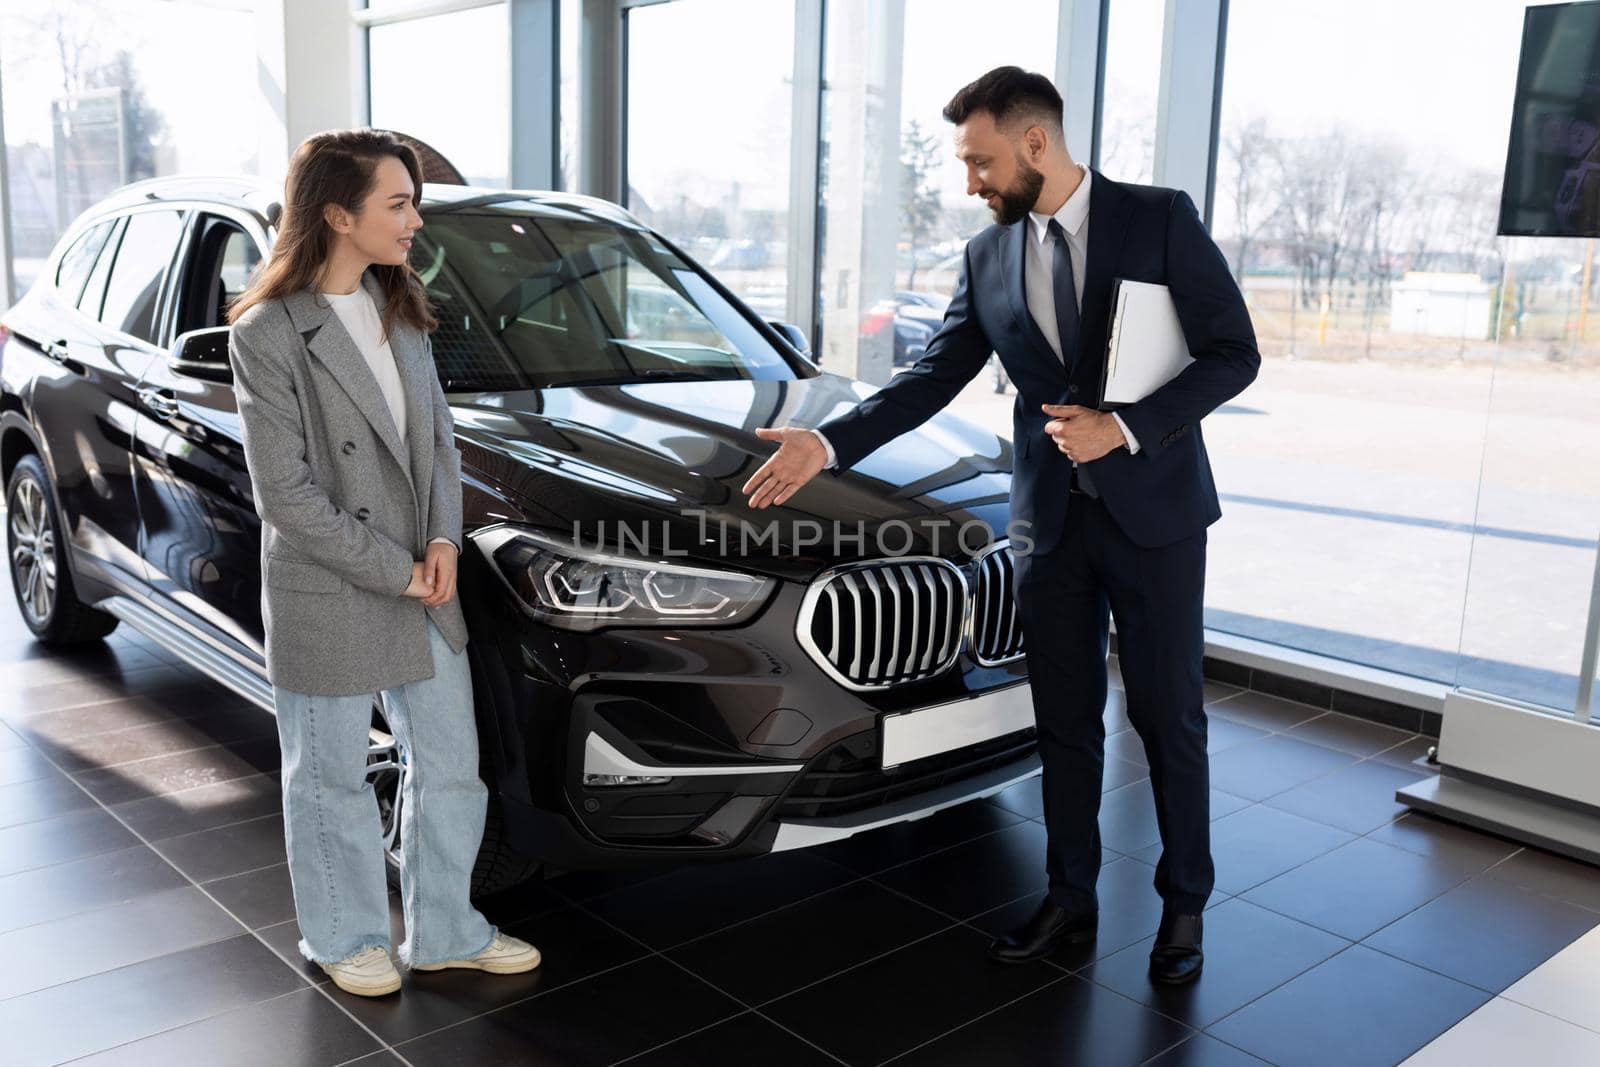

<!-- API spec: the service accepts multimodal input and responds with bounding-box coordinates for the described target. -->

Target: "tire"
[5,453,119,646]
[369,700,542,899]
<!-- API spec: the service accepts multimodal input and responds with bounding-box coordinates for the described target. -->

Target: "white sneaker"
[319,946,402,996]
[413,932,542,975]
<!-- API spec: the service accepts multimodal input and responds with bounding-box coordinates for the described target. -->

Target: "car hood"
[453,372,1015,580]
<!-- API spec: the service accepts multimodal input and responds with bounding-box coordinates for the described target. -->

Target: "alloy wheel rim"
[9,477,56,625]
[366,710,406,871]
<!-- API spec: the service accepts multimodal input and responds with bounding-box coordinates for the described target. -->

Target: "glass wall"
[625,0,796,321]
[1098,0,1163,183]
[0,2,257,299]
[814,0,1058,382]
[369,3,511,188]
[1207,0,1595,711]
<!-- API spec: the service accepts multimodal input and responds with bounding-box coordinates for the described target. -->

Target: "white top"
[322,285,406,440]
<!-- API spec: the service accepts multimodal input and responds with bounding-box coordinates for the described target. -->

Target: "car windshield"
[410,207,801,391]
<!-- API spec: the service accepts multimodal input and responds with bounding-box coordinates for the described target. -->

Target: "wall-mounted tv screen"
[1500,1,1600,237]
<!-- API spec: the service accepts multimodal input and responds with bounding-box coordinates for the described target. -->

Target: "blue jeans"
[272,617,496,967]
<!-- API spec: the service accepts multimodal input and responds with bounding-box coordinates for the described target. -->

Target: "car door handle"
[138,387,180,419]
[43,339,69,362]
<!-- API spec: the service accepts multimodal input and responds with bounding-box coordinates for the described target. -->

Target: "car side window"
[98,209,186,344]
[172,215,262,337]
[54,221,116,306]
[77,218,125,319]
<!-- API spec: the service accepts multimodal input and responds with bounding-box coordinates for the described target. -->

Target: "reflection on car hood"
[453,372,1015,577]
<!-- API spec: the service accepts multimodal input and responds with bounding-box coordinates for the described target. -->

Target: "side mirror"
[170,326,233,384]
[768,321,812,358]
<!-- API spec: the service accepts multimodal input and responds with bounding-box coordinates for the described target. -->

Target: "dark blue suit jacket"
[818,171,1260,555]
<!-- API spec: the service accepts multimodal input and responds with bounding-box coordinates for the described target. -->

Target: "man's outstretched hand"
[743,427,826,509]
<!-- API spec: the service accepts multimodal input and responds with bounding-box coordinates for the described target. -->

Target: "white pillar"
[1152,0,1225,218]
[510,0,559,190]
[785,0,824,340]
[254,0,364,189]
[578,0,625,203]
[1055,0,1106,168]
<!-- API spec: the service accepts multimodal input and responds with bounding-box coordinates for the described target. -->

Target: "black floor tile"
[0,933,305,1066]
[1363,812,1520,874]
[1262,758,1426,835]
[1371,735,1436,770]
[0,805,138,877]
[626,1011,839,1067]
[1243,837,1475,941]
[581,849,854,951]
[0,844,186,934]
[670,878,950,1006]
[341,905,647,1045]
[256,893,405,986]
[20,703,278,775]
[967,856,1176,971]
[1106,729,1151,767]
[988,776,1044,819]
[1483,846,1600,913]
[1206,945,1490,1067]
[874,818,1048,920]
[338,1052,405,1065]
[1161,804,1353,897]
[475,873,573,927]
[1106,688,1134,733]
[0,884,242,1000]
[153,812,287,884]
[1098,780,1252,855]
[1365,874,1600,992]
[0,742,56,786]
[110,771,284,842]
[1141,1033,1272,1066]
[1206,691,1326,733]
[0,768,99,829]
[67,986,381,1067]
[1282,712,1417,759]
[764,925,1060,1065]
[205,861,300,929]
[0,639,169,690]
[890,973,1192,1067]
[1203,680,1246,706]
[2,685,236,742]
[1083,897,1348,1030]
[71,737,282,806]
[0,667,206,721]
[394,955,740,1067]
[1206,716,1268,755]
[542,862,680,903]
[0,719,28,750]
[817,796,1025,874]
[1206,735,1358,802]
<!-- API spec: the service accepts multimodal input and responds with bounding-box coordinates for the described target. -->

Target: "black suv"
[0,175,1035,894]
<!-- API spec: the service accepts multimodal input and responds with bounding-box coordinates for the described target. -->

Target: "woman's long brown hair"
[227,128,437,338]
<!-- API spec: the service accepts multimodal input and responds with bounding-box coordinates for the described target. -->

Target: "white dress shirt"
[1026,166,1138,454]
[322,284,456,553]
[811,164,1135,471]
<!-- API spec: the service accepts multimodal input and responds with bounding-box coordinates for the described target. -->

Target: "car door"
[129,210,268,651]
[25,208,186,591]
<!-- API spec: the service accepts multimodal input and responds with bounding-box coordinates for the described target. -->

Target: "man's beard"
[985,156,1046,225]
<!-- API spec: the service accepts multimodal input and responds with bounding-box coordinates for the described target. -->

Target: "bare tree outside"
[900,119,943,291]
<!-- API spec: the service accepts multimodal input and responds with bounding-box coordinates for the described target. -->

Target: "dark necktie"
[1047,218,1079,368]
[1048,218,1097,498]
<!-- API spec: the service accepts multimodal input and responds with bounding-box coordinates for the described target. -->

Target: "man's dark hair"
[943,66,1064,136]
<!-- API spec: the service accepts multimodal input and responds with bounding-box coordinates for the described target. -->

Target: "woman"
[227,129,539,997]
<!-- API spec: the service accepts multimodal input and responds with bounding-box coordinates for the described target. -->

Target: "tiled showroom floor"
[1,582,1598,1065]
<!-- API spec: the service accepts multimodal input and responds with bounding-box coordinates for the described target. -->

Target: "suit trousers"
[1013,493,1214,915]
[272,616,496,967]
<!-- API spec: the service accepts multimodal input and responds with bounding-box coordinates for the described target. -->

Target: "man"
[742,66,1259,985]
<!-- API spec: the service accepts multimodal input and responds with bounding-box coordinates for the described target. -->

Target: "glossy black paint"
[0,177,1032,871]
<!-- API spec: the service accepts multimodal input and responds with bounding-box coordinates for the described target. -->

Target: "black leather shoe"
[988,899,1097,963]
[1149,910,1204,984]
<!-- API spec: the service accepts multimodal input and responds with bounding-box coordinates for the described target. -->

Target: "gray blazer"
[229,272,469,697]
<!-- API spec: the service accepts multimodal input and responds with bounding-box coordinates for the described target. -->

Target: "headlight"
[471,525,775,631]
